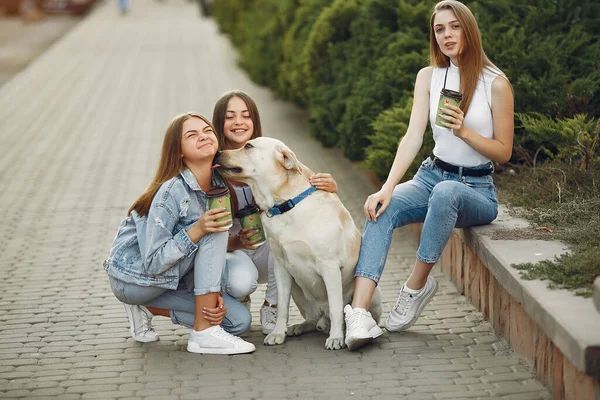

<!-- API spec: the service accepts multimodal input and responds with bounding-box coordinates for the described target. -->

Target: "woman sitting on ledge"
[343,0,514,350]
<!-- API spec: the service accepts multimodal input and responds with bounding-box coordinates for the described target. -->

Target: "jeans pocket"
[462,175,493,189]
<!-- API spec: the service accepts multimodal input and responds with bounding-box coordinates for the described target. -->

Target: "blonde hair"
[128,113,215,216]
[429,0,501,114]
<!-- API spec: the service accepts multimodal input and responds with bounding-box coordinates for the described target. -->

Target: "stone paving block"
[490,380,548,396]
[180,393,233,400]
[414,385,469,393]
[2,390,32,398]
[454,377,483,385]
[171,387,199,395]
[481,371,536,383]
[21,380,61,390]
[28,396,81,400]
[0,371,35,379]
[433,391,491,399]
[502,394,549,400]
[66,384,120,394]
[134,389,173,397]
[81,391,136,399]
[400,391,435,399]
[421,364,473,372]
[468,383,496,390]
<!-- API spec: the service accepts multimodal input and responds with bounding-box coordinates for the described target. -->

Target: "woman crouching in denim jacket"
[103,113,255,355]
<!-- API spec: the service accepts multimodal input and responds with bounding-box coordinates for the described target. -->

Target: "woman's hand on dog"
[202,293,227,325]
[364,186,394,222]
[310,173,338,193]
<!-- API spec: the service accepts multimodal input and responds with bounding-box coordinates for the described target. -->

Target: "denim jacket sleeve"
[142,189,198,276]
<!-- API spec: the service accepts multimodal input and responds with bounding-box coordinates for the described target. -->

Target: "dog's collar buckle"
[266,186,318,217]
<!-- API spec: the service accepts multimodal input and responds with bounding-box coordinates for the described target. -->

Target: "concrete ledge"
[407,206,600,399]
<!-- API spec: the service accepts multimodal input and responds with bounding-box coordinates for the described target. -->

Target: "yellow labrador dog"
[216,137,382,350]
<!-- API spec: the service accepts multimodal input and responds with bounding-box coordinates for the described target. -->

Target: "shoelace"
[346,309,366,330]
[212,327,243,343]
[394,291,414,316]
[139,308,156,335]
[263,307,277,324]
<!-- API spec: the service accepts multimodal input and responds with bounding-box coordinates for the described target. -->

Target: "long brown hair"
[212,90,263,150]
[128,113,215,217]
[429,0,501,114]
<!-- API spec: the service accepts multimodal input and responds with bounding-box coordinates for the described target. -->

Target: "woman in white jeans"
[212,90,339,334]
[343,0,514,350]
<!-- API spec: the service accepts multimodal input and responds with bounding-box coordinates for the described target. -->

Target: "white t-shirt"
[429,61,504,167]
[230,184,254,236]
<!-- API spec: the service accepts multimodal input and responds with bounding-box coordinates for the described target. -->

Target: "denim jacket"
[103,168,225,290]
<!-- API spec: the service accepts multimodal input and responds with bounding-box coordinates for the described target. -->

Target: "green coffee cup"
[435,88,463,129]
[206,186,233,228]
[237,204,266,247]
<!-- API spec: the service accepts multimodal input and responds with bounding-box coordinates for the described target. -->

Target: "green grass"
[494,163,600,297]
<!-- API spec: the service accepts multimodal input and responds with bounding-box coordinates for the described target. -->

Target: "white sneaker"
[385,276,438,332]
[260,303,277,335]
[187,326,256,355]
[124,304,159,343]
[344,304,383,351]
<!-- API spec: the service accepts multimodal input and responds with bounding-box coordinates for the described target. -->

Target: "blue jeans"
[355,157,498,283]
[109,232,251,335]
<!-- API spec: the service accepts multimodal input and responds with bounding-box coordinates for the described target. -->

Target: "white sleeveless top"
[230,184,254,236]
[429,61,504,167]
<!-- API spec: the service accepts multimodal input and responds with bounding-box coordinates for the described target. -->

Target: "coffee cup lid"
[236,204,260,218]
[441,88,463,101]
[206,186,229,198]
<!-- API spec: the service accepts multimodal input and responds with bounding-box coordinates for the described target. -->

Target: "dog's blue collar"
[266,186,318,217]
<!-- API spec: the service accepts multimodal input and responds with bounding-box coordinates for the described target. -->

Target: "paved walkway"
[0,13,80,87]
[0,1,551,399]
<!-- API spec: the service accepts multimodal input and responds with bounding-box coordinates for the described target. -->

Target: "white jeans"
[223,242,278,304]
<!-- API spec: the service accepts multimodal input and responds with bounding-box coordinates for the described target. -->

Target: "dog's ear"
[276,145,303,174]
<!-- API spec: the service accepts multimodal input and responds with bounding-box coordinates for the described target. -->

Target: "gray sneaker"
[385,276,438,332]
[260,303,277,335]
[124,304,159,343]
[344,304,383,351]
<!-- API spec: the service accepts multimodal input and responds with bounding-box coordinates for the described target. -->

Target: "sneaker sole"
[186,343,256,355]
[385,278,439,332]
[369,325,384,339]
[261,327,274,335]
[346,335,374,351]
[346,326,383,351]
[132,334,160,343]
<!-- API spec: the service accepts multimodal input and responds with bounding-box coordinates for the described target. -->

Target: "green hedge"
[213,0,600,179]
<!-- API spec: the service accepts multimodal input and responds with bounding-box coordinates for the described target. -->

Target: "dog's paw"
[264,332,286,346]
[287,321,316,337]
[325,336,346,350]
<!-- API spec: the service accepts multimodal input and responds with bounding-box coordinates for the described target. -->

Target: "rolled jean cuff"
[193,285,222,296]
[353,271,381,284]
[416,251,438,265]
